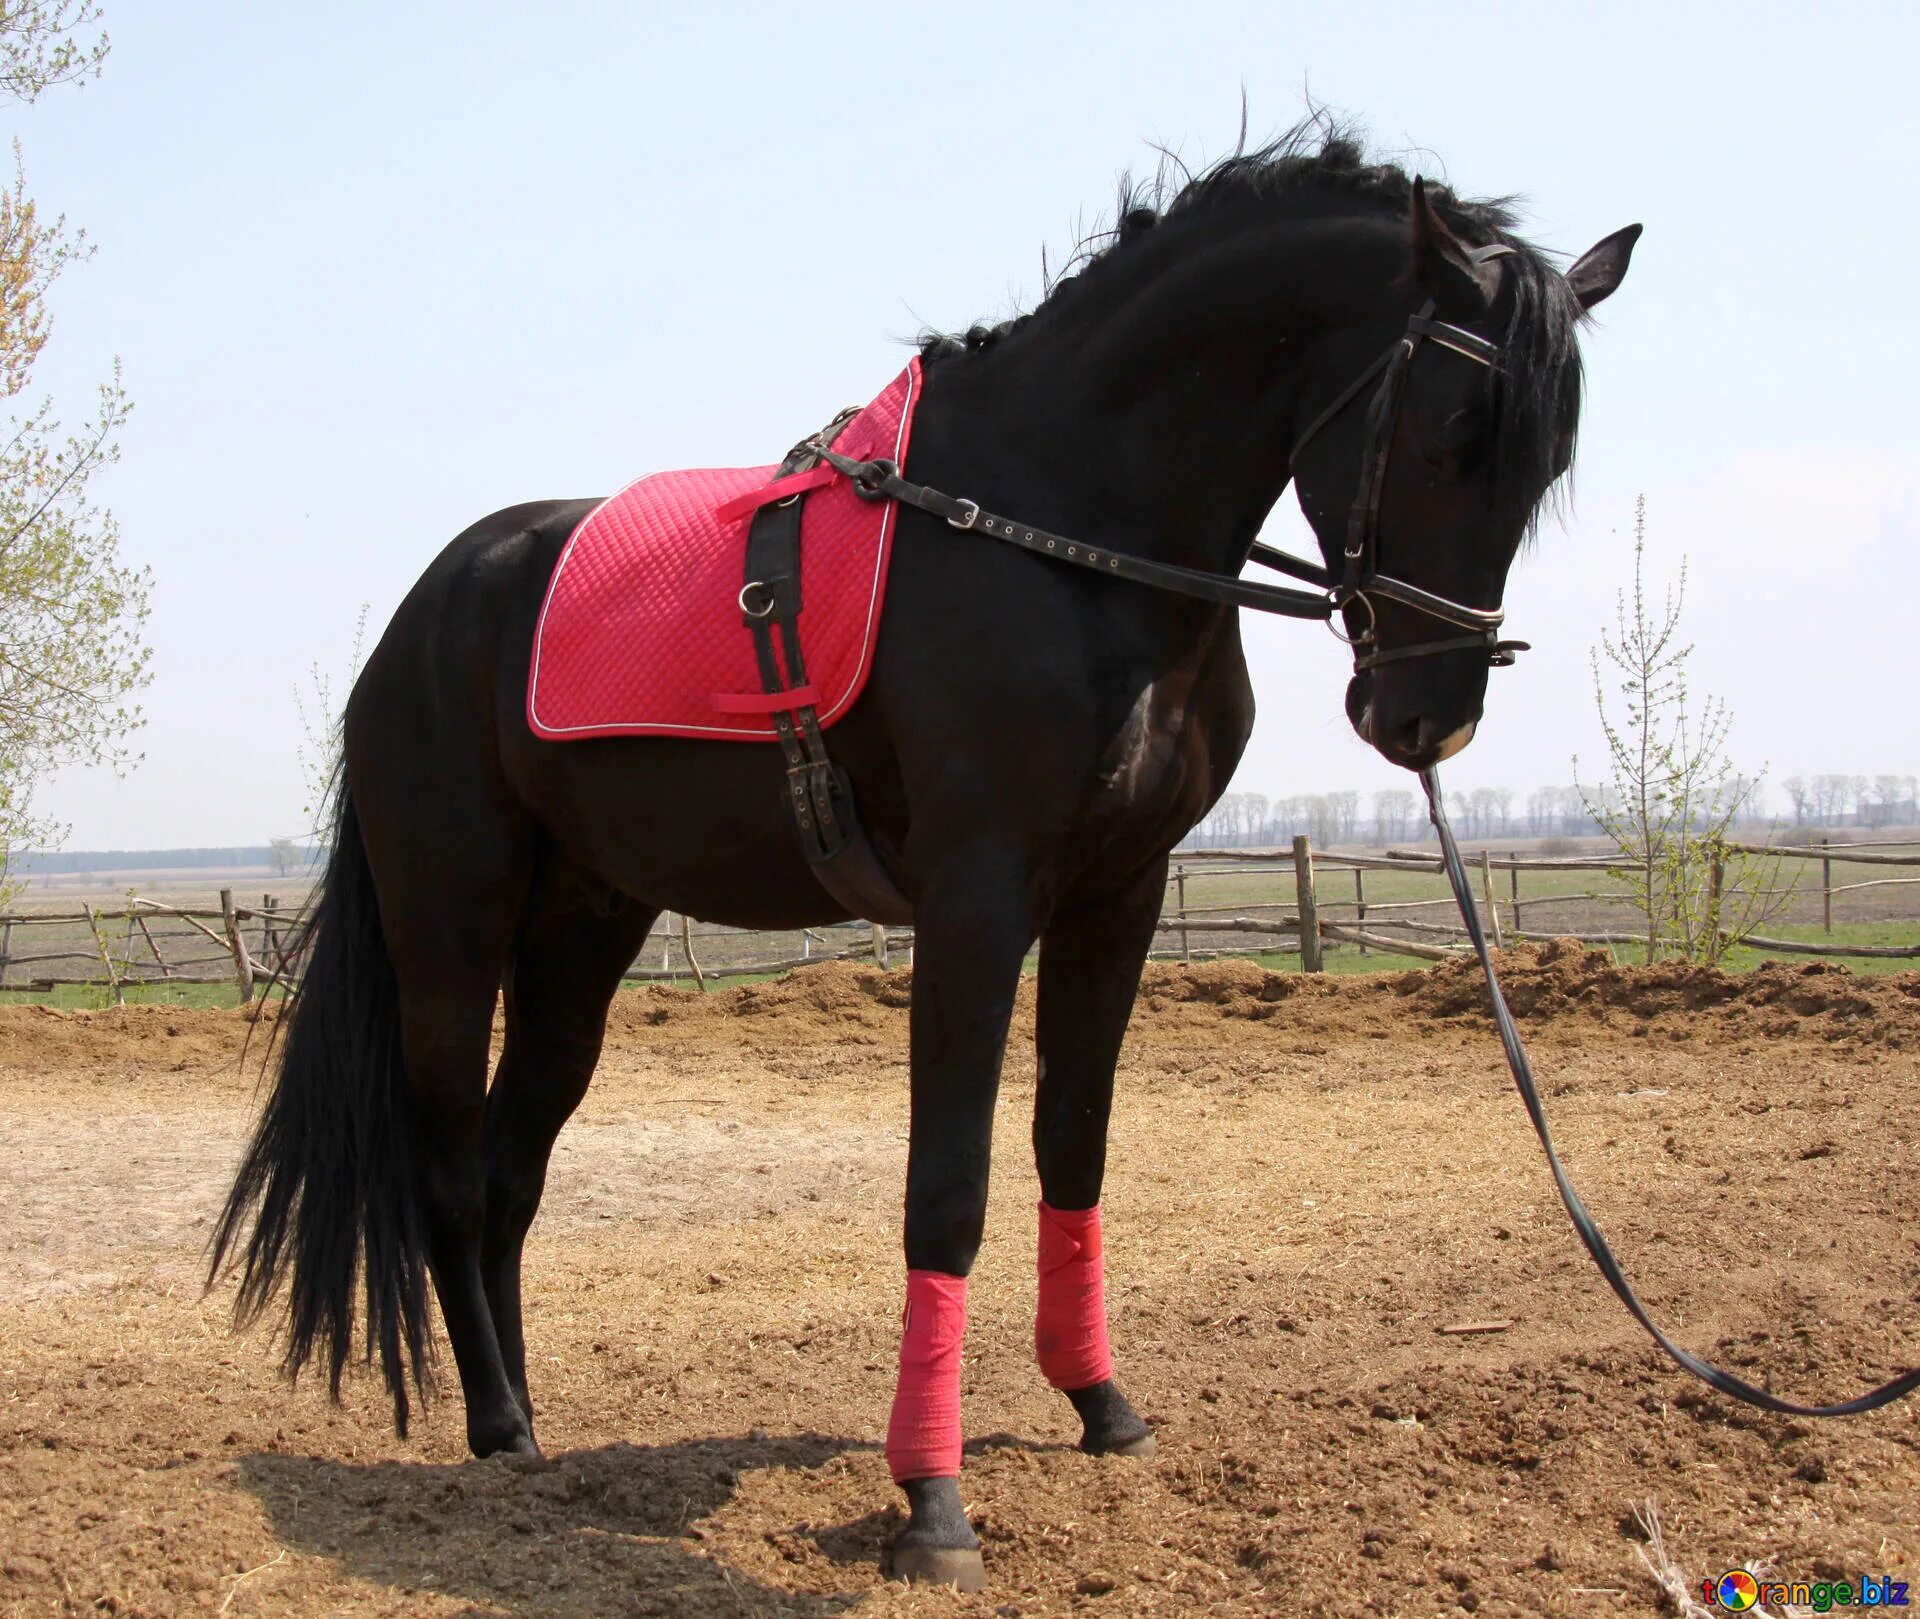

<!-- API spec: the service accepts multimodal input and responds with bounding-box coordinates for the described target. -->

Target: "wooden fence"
[0,890,903,1002]
[3,836,1916,1003]
[1155,835,1920,965]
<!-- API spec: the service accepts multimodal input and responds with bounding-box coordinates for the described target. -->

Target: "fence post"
[1708,843,1725,947]
[134,912,171,980]
[679,912,707,990]
[1176,865,1190,961]
[219,888,253,1005]
[0,918,11,990]
[1480,850,1505,949]
[1353,866,1367,954]
[1293,835,1322,973]
[1508,855,1522,936]
[82,900,124,1005]
[872,923,890,970]
[1821,837,1833,934]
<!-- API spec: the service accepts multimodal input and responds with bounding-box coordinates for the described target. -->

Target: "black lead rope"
[1422,766,1920,1417]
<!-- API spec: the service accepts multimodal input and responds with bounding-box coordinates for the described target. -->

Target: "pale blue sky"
[18,0,1919,845]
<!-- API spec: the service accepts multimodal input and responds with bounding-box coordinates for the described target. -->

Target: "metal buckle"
[739,581,776,620]
[947,498,980,530]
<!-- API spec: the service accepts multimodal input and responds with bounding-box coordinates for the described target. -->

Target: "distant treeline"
[12,845,324,875]
[1182,773,1920,850]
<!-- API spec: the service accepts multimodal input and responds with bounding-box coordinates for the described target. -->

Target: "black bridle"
[809,259,1528,676]
[1275,240,1529,672]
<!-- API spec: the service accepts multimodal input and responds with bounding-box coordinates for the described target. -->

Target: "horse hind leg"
[386,921,537,1458]
[480,889,660,1442]
[361,781,538,1456]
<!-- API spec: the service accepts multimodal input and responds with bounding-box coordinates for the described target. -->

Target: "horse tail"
[209,779,432,1435]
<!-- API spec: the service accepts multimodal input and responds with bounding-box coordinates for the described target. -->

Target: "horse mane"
[922,115,1587,521]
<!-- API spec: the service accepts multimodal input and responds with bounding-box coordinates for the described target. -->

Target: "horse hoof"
[473,1427,541,1460]
[1104,1431,1157,1458]
[889,1545,987,1592]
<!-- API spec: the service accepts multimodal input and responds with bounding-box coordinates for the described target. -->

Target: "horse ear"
[1408,176,1502,311]
[1566,223,1643,311]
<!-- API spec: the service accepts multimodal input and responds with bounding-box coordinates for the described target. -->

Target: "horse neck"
[920,214,1394,580]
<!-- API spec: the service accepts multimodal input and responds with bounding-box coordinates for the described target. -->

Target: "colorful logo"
[1701,1571,1911,1613]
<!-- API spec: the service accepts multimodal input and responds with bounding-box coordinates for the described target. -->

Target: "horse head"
[1288,177,1641,770]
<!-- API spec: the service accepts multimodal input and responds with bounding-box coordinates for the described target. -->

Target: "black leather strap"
[1248,541,1332,588]
[1423,767,1920,1417]
[812,446,1338,621]
[811,444,1515,673]
[1288,347,1395,467]
[741,430,914,925]
[1358,633,1527,671]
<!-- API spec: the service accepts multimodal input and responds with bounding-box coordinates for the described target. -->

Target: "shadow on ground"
[241,1432,880,1618]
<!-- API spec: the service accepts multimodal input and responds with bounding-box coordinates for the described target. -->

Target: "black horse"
[214,125,1637,1590]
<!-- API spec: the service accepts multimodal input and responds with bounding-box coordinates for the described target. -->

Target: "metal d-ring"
[739,581,776,620]
[1325,588,1376,648]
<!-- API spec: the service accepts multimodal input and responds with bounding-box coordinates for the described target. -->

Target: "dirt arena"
[2,946,1916,1617]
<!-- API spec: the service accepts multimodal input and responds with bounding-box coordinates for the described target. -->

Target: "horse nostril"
[1390,715,1427,756]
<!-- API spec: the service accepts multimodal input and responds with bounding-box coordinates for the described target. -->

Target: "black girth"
[739,421,913,925]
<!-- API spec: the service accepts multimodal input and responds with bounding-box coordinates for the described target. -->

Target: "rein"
[1424,767,1920,1416]
[805,266,1529,677]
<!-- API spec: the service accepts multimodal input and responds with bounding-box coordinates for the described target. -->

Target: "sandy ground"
[1,947,1916,1617]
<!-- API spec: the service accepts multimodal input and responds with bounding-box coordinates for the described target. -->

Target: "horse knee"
[904,1177,988,1275]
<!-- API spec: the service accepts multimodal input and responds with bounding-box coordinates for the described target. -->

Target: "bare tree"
[1574,497,1775,963]
[1372,787,1415,844]
[1325,789,1358,842]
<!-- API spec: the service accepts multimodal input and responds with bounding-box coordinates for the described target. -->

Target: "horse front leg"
[884,849,1038,1593]
[1030,856,1166,1457]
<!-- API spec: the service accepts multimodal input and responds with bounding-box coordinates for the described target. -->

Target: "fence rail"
[3,832,1917,1003]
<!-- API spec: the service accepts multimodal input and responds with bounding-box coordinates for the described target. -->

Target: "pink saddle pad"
[527,360,921,742]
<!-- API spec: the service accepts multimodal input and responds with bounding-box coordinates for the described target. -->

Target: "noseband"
[1265,240,1530,672]
[807,251,1529,673]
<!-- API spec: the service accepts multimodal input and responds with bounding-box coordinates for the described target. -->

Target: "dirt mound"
[1392,939,1920,1047]
[599,961,913,1047]
[6,948,1915,1073]
[1126,945,1920,1050]
[0,1000,274,1072]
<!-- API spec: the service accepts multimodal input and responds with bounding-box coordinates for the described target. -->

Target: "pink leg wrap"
[1035,1200,1114,1390]
[885,1270,968,1482]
